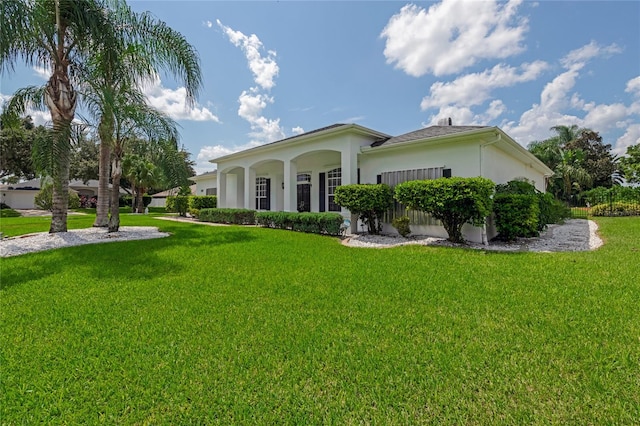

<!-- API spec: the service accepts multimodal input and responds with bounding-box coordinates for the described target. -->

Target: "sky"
[1,0,639,175]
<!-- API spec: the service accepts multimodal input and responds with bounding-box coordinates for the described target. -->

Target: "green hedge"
[493,194,540,241]
[199,208,256,224]
[591,202,640,216]
[256,211,344,236]
[189,196,217,210]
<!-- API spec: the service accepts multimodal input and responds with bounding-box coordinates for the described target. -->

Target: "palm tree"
[123,154,158,213]
[553,149,592,202]
[550,124,584,146]
[1,0,118,232]
[82,4,202,228]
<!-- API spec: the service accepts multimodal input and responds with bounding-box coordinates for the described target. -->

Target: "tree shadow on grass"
[0,225,257,291]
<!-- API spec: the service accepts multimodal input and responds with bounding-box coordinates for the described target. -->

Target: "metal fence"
[569,190,640,218]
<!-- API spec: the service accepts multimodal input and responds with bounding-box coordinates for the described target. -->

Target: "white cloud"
[613,124,640,156]
[217,19,279,90]
[292,126,305,135]
[218,21,286,144]
[143,77,220,122]
[502,42,633,147]
[203,20,213,28]
[421,61,548,110]
[381,0,528,77]
[196,140,264,174]
[626,76,640,96]
[32,66,50,80]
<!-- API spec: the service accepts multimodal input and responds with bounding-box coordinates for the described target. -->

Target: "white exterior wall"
[1,190,38,209]
[360,140,481,184]
[482,144,547,191]
[194,175,217,196]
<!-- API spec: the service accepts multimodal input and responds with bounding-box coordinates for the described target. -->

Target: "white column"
[244,167,255,210]
[341,144,359,232]
[217,172,227,208]
[283,159,297,212]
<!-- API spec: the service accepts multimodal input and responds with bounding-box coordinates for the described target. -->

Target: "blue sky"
[1,0,639,175]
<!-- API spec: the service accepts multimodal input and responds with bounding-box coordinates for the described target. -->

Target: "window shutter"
[319,172,326,212]
[376,174,382,184]
[265,178,271,210]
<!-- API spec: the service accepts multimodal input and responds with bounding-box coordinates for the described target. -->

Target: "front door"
[297,184,311,212]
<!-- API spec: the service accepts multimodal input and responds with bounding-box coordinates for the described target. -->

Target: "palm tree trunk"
[94,141,111,226]
[45,64,76,233]
[135,186,145,213]
[108,152,123,232]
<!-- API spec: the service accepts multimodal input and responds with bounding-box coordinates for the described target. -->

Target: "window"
[297,173,311,184]
[327,167,341,212]
[256,177,269,210]
[206,188,217,195]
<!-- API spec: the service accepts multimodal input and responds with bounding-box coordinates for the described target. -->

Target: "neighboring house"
[211,123,553,242]
[0,178,125,210]
[149,184,196,208]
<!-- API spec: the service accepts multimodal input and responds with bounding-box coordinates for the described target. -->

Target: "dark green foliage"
[334,184,393,234]
[493,194,540,241]
[119,195,132,208]
[591,202,640,217]
[188,195,217,210]
[0,202,11,209]
[166,196,190,217]
[199,208,256,225]
[619,144,640,184]
[0,208,21,217]
[394,177,495,243]
[496,179,569,231]
[391,216,411,238]
[537,192,570,228]
[256,211,344,236]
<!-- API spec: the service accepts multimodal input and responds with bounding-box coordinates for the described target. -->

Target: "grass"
[1,215,639,423]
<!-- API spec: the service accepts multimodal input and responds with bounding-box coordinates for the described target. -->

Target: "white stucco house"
[190,170,217,196]
[211,123,553,242]
[0,178,125,210]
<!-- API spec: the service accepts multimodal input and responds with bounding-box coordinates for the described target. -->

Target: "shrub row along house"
[214,122,553,242]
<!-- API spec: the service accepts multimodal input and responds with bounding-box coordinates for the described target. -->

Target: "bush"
[119,195,133,208]
[166,195,189,217]
[583,186,640,205]
[35,183,80,211]
[391,216,411,238]
[189,196,217,210]
[537,192,570,228]
[493,194,540,241]
[199,208,256,225]
[395,177,495,243]
[0,208,21,217]
[255,211,344,236]
[591,202,640,216]
[496,179,569,230]
[188,208,200,219]
[0,202,11,209]
[334,184,393,234]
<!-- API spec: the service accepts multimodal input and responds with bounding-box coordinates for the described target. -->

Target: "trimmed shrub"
[538,192,570,228]
[591,202,640,216]
[166,195,189,216]
[0,208,21,218]
[189,195,217,210]
[395,177,495,243]
[493,194,540,241]
[334,184,393,234]
[119,195,133,208]
[199,208,256,225]
[256,211,344,236]
[392,216,411,238]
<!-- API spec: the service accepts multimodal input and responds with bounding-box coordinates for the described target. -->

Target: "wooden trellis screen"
[380,167,444,225]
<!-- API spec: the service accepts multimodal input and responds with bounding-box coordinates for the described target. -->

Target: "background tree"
[565,129,617,188]
[69,133,100,183]
[620,144,640,184]
[122,154,157,213]
[1,0,120,232]
[0,116,41,182]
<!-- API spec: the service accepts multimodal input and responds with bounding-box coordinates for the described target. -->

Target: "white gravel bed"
[0,226,169,258]
[343,219,603,252]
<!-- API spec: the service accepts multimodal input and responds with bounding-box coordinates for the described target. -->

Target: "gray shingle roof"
[372,125,489,147]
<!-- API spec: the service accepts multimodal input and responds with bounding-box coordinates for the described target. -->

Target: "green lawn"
[1,215,639,424]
